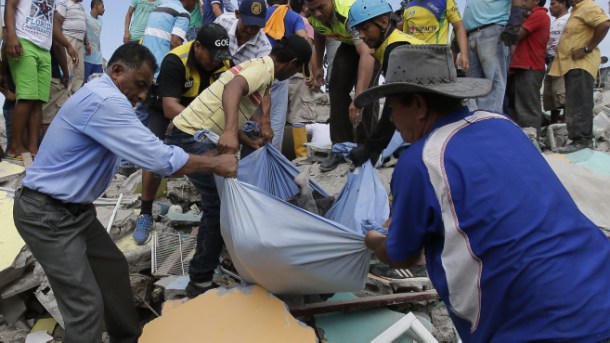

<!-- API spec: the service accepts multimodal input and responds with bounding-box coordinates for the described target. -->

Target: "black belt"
[467,23,496,36]
[19,187,91,215]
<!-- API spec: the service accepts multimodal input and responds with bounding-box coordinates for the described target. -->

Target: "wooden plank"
[289,290,439,317]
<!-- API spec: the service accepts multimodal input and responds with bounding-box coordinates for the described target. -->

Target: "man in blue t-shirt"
[263,0,308,150]
[141,0,196,78]
[203,0,224,25]
[357,44,610,342]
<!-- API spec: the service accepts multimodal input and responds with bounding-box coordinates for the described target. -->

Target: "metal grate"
[151,230,198,277]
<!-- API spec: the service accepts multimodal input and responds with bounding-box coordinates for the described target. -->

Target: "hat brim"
[240,15,266,28]
[354,78,492,108]
[210,48,232,61]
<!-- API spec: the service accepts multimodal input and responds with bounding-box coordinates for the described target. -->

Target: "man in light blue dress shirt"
[12,43,237,343]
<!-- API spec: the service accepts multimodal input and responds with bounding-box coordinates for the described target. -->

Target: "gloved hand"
[349,145,381,167]
[500,6,528,46]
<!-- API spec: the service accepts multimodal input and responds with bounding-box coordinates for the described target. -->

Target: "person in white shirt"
[543,0,571,124]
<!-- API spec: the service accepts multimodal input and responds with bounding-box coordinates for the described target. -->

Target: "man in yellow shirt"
[402,0,469,71]
[306,0,379,172]
[168,35,311,298]
[549,0,610,153]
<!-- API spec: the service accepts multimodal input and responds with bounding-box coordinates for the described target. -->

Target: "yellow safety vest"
[169,41,231,98]
[308,0,355,44]
[372,28,425,68]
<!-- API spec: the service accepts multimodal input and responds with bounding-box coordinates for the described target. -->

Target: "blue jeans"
[186,28,199,42]
[466,24,510,114]
[270,79,288,150]
[165,127,222,283]
[83,62,103,83]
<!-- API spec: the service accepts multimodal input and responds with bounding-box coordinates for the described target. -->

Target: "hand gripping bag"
[324,161,390,235]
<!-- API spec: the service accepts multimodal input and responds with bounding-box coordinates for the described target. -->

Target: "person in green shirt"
[123,0,159,43]
[187,1,203,41]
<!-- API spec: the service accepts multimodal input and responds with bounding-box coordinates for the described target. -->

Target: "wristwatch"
[584,46,591,53]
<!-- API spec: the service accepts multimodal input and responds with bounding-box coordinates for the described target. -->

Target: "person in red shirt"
[508,0,550,133]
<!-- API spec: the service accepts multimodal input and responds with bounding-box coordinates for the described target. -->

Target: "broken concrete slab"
[34,280,64,329]
[0,190,34,289]
[115,234,152,273]
[140,285,316,343]
[24,330,53,343]
[0,326,28,342]
[0,296,26,324]
[95,206,132,235]
[1,262,45,299]
[164,211,201,224]
[546,153,610,234]
[390,277,434,293]
[314,293,436,343]
[0,161,25,183]
[130,274,153,308]
[154,275,189,300]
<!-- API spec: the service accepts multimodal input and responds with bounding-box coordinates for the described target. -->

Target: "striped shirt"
[56,0,86,41]
[173,56,275,135]
[141,0,190,78]
[214,13,272,65]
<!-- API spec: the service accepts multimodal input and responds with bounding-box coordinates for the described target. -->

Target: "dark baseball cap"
[280,35,312,65]
[239,0,267,27]
[197,23,232,61]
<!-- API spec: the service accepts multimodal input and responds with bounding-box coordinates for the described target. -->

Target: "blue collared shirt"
[23,74,189,203]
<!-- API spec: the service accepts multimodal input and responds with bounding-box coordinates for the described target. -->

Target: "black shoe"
[185,281,219,298]
[319,154,343,172]
[557,140,590,154]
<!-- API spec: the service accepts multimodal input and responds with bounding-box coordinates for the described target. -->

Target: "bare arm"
[124,6,135,43]
[53,11,79,64]
[296,28,318,88]
[572,21,610,60]
[52,40,70,88]
[348,42,375,124]
[4,0,23,58]
[212,2,223,18]
[259,93,273,141]
[452,20,469,71]
[517,27,529,41]
[365,231,421,269]
[218,75,250,154]
[354,43,374,97]
[170,35,184,50]
[174,152,237,177]
[162,97,186,120]
[311,31,326,89]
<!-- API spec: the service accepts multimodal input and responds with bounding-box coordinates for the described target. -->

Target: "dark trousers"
[509,68,545,131]
[13,187,141,343]
[365,105,394,154]
[565,69,594,143]
[329,42,379,144]
[164,127,222,283]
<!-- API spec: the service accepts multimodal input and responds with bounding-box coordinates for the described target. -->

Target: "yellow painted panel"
[31,318,57,334]
[0,191,26,272]
[141,285,316,343]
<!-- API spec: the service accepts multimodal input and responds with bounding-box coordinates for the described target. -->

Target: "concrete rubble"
[3,97,610,342]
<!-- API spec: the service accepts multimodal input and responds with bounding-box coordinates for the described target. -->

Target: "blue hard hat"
[348,0,393,28]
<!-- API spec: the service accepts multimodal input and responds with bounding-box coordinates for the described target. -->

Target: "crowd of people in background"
[3,0,610,341]
[2,0,610,161]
